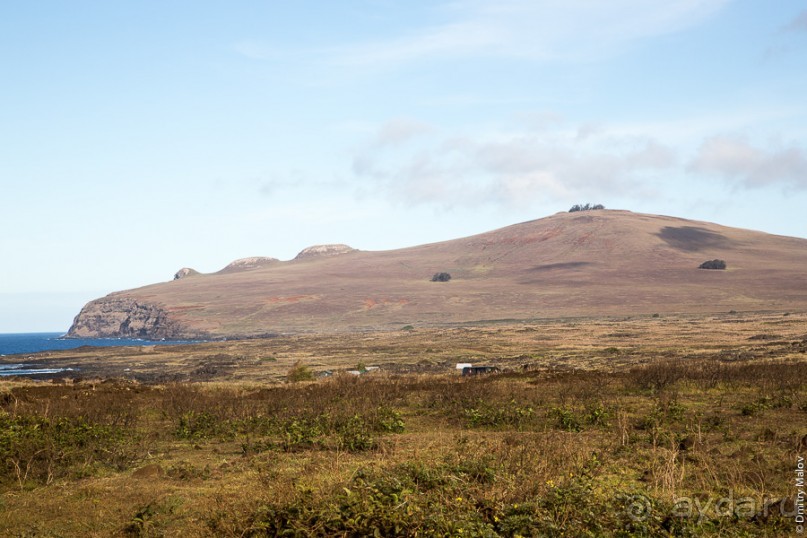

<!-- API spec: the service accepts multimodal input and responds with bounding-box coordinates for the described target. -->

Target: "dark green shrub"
[584,402,613,426]
[176,411,230,440]
[376,406,406,433]
[337,415,377,452]
[431,272,452,282]
[699,259,726,270]
[464,400,535,429]
[286,361,314,383]
[550,406,582,432]
[569,203,605,212]
[0,412,133,486]
[279,419,323,452]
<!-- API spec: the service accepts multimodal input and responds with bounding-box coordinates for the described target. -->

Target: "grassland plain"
[0,311,805,536]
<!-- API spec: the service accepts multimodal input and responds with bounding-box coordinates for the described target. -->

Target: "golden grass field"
[1,311,806,536]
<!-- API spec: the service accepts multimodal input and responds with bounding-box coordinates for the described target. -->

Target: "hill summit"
[67,210,807,339]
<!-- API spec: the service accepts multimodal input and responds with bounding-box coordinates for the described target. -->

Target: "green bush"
[376,406,406,433]
[584,402,613,426]
[279,419,323,452]
[550,406,582,432]
[176,411,232,440]
[464,400,535,429]
[0,412,133,486]
[286,361,314,383]
[337,415,377,452]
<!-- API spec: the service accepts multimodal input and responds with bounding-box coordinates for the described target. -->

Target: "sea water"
[0,332,203,376]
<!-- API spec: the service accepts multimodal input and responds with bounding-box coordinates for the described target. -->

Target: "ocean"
[0,332,203,376]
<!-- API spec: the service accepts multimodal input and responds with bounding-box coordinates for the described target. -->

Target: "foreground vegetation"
[1,348,805,536]
[1,313,805,536]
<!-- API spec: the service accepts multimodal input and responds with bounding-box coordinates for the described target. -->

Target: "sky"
[1,1,807,333]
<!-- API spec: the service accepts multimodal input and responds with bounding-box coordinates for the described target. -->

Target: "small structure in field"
[346,366,380,376]
[455,363,473,370]
[462,366,499,376]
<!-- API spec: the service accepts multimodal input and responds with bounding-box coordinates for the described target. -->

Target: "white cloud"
[374,118,433,148]
[689,135,807,188]
[352,121,678,209]
[492,171,573,206]
[332,20,501,66]
[331,0,731,67]
[257,171,347,197]
[603,105,807,146]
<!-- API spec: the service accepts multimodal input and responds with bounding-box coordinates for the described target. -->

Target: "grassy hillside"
[68,210,807,338]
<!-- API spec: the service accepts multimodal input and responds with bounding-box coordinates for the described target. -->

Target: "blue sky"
[1,1,806,332]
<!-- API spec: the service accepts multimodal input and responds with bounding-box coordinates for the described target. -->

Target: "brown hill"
[67,210,807,339]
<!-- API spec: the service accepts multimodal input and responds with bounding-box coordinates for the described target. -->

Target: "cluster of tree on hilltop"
[569,203,605,212]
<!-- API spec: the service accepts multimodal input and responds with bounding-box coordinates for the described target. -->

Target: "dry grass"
[16,310,807,383]
[0,312,805,536]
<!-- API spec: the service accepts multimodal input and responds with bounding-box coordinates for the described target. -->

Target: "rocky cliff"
[173,267,199,280]
[66,297,197,339]
[294,244,356,260]
[218,257,278,272]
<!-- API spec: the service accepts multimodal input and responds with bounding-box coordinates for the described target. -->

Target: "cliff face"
[219,257,278,272]
[66,297,198,339]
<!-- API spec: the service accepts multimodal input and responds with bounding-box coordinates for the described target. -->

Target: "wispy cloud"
[333,0,730,67]
[689,135,807,189]
[234,0,731,68]
[785,10,807,33]
[332,20,501,67]
[373,118,433,148]
[352,121,678,209]
[763,9,807,61]
[352,111,807,211]
[256,169,348,197]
